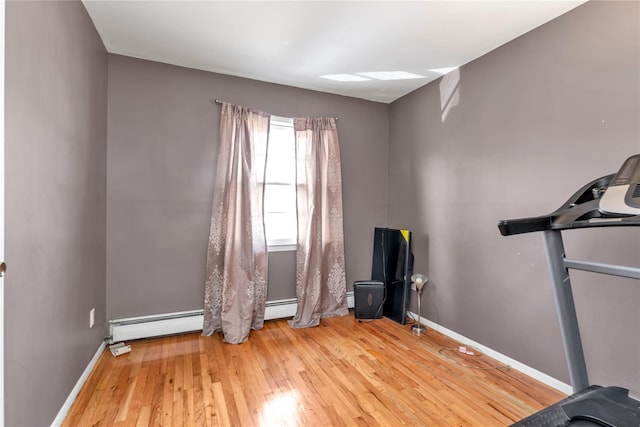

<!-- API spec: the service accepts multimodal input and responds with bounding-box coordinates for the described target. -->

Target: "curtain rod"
[212,99,338,121]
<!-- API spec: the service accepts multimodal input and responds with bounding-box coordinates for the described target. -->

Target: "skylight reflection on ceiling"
[358,71,425,80]
[321,71,426,82]
[321,74,371,82]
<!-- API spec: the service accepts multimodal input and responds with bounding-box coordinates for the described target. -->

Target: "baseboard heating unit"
[108,292,355,343]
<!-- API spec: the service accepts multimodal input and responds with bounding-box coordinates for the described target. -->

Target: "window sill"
[268,244,297,253]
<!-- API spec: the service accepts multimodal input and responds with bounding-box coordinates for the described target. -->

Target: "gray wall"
[5,1,108,426]
[389,0,640,392]
[106,55,389,320]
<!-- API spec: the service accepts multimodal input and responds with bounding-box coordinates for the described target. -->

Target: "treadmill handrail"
[498,174,640,236]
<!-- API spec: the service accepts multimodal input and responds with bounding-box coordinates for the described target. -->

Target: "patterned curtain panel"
[203,103,270,344]
[289,117,349,328]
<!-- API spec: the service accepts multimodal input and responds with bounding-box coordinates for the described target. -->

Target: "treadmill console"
[599,154,640,215]
[497,154,640,236]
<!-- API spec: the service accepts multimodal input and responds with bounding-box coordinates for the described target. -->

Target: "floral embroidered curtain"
[288,117,349,328]
[202,102,270,344]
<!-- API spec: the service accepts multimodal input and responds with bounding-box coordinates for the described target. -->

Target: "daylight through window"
[257,116,297,249]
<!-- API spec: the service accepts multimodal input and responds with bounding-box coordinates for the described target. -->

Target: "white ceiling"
[82,0,587,104]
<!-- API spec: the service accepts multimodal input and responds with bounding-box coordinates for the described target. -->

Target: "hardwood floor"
[63,313,566,426]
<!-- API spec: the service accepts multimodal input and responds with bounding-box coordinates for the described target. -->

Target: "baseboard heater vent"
[108,292,354,343]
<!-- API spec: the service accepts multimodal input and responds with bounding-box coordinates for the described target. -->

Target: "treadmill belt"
[512,386,640,427]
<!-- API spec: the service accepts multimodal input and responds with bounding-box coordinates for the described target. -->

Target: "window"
[258,116,297,250]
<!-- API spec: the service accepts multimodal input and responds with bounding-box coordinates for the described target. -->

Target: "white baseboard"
[268,291,355,320]
[109,309,204,343]
[407,311,572,395]
[264,298,299,320]
[51,341,106,427]
[108,292,355,343]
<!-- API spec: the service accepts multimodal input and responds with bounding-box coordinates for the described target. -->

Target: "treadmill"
[498,154,640,427]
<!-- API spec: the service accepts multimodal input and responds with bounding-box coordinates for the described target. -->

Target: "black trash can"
[353,281,385,320]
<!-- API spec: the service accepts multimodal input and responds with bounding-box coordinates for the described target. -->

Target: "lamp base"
[411,324,426,336]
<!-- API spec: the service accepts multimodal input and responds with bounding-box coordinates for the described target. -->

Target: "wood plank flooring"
[62,313,566,426]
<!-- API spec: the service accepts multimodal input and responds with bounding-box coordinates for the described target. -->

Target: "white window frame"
[263,116,297,252]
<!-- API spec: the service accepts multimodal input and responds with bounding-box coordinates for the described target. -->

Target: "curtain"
[203,103,270,344]
[288,117,349,328]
